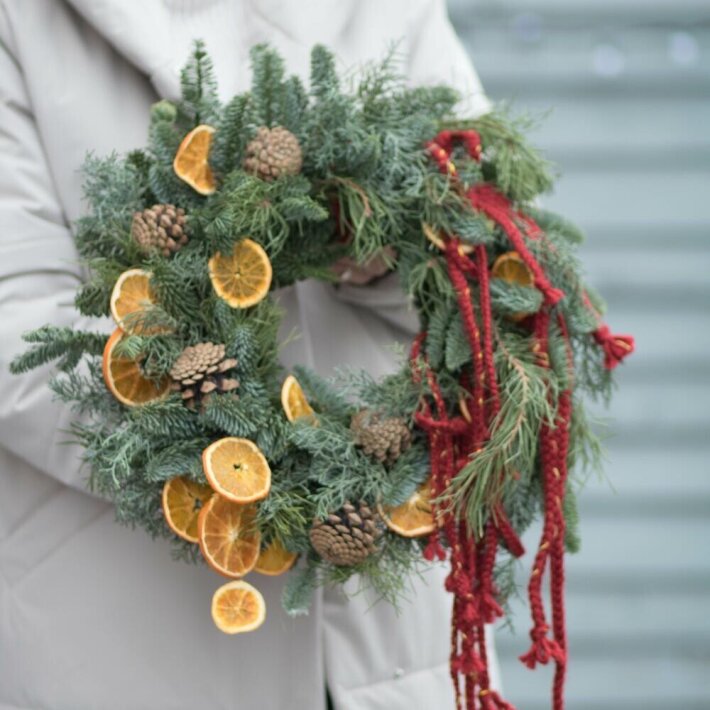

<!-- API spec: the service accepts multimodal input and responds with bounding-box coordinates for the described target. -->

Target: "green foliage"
[10,327,107,374]
[453,328,556,533]
[10,42,624,617]
[176,40,219,129]
[456,110,555,202]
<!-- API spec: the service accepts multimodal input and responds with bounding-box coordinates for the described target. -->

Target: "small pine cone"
[351,409,412,466]
[309,501,383,566]
[243,126,303,181]
[132,204,188,257]
[169,342,238,411]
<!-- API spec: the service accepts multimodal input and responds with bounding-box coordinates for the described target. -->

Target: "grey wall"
[447,1,710,707]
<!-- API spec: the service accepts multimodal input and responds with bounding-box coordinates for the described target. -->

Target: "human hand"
[331,247,396,285]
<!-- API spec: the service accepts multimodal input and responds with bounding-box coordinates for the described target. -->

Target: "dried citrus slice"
[198,495,261,578]
[102,328,170,407]
[173,124,216,195]
[254,538,298,576]
[211,580,266,634]
[491,251,534,287]
[380,480,437,538]
[162,476,214,543]
[202,437,271,504]
[491,251,536,321]
[422,222,473,255]
[208,238,272,309]
[110,268,164,334]
[281,374,316,423]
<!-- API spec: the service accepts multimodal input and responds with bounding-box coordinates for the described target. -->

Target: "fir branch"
[249,44,286,127]
[467,109,555,203]
[282,558,320,616]
[452,328,555,533]
[10,327,106,374]
[292,365,354,420]
[177,40,220,129]
[144,440,207,483]
[201,393,271,438]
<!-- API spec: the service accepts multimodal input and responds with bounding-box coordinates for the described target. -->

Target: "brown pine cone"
[132,204,188,257]
[351,409,412,466]
[243,126,303,181]
[309,501,383,566]
[169,342,238,411]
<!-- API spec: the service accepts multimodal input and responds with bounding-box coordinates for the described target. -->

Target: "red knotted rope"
[415,128,633,709]
[412,334,487,709]
[468,183,564,306]
[418,131,528,709]
[581,292,635,369]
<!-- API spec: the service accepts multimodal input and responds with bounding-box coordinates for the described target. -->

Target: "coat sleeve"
[332,0,490,336]
[0,22,111,494]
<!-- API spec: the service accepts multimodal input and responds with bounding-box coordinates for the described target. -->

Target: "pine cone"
[169,342,238,411]
[309,501,383,566]
[243,126,303,181]
[351,409,412,465]
[132,204,188,257]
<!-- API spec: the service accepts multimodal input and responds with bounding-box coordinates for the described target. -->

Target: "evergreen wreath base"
[11,43,633,710]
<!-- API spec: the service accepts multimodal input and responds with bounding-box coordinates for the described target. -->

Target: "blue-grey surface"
[448,1,710,707]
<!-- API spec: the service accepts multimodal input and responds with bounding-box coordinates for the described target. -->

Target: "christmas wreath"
[11,44,633,709]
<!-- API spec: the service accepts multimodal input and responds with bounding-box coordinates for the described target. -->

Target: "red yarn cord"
[418,130,617,710]
[446,242,489,446]
[494,506,525,558]
[412,334,486,707]
[475,245,501,420]
[468,184,564,306]
[478,521,504,624]
[520,311,564,671]
[427,130,482,179]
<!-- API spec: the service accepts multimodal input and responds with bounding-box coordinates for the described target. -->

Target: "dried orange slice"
[198,495,261,578]
[208,239,272,309]
[110,268,164,334]
[202,437,271,504]
[211,580,266,634]
[254,538,298,576]
[491,251,534,287]
[281,374,316,423]
[102,328,170,407]
[162,476,214,543]
[380,480,437,538]
[491,251,536,321]
[422,222,474,255]
[173,124,216,195]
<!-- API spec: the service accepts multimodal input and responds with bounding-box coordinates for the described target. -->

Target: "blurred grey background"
[448,0,710,707]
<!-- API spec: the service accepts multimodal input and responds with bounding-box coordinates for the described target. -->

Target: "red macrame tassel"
[423,532,447,562]
[518,313,573,710]
[416,130,629,710]
[593,325,635,369]
[494,507,525,559]
[582,291,635,370]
